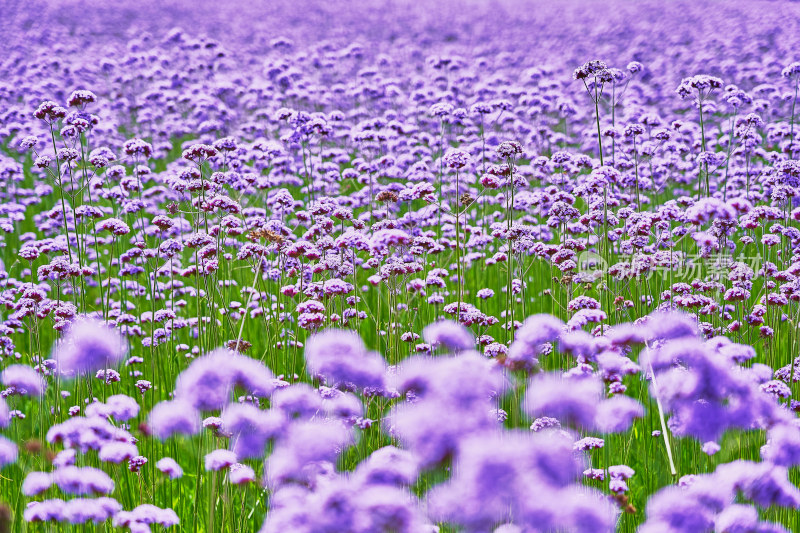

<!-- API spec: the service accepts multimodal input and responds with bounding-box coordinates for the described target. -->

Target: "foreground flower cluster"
[2,0,800,531]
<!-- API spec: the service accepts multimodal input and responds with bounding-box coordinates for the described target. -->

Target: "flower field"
[3,0,800,531]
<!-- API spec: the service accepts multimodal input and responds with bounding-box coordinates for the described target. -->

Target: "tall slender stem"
[649,360,678,477]
[698,99,708,198]
[594,85,604,166]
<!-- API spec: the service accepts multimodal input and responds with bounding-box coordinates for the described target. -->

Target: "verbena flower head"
[388,352,507,466]
[113,504,179,529]
[53,466,115,495]
[61,497,122,524]
[175,348,274,410]
[354,446,419,487]
[1,364,46,396]
[229,463,256,485]
[182,143,217,163]
[0,436,18,468]
[54,318,127,376]
[260,475,426,532]
[222,403,283,459]
[443,149,470,169]
[507,314,565,370]
[0,397,8,429]
[594,394,644,433]
[642,460,800,532]
[304,329,386,390]
[524,373,603,429]
[266,420,353,488]
[641,331,781,443]
[496,141,523,159]
[22,471,53,496]
[204,449,237,471]
[573,59,609,80]
[147,400,201,440]
[422,320,474,351]
[427,430,615,532]
[67,90,97,108]
[156,457,183,479]
[676,74,724,100]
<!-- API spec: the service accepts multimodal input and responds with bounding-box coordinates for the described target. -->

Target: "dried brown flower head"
[225,339,252,353]
[375,190,399,203]
[0,502,11,533]
[248,229,284,244]
[23,440,44,455]
[612,493,636,514]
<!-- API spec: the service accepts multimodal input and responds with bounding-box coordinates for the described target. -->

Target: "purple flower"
[0,397,8,428]
[714,504,760,533]
[113,504,179,528]
[761,423,800,467]
[476,288,494,299]
[643,460,800,532]
[54,318,127,375]
[0,435,18,468]
[23,499,66,522]
[156,457,183,479]
[594,395,644,433]
[644,311,699,341]
[388,352,506,466]
[496,141,523,159]
[147,400,200,440]
[222,403,283,459]
[204,449,237,471]
[354,446,419,487]
[322,390,363,420]
[427,430,612,532]
[1,364,45,396]
[22,471,53,496]
[304,329,386,390]
[86,394,140,422]
[98,441,139,464]
[584,468,605,481]
[62,497,122,524]
[175,349,274,410]
[609,465,635,480]
[182,143,217,162]
[422,320,474,351]
[605,323,648,346]
[573,437,605,451]
[369,229,413,254]
[530,416,561,432]
[53,466,114,495]
[266,420,353,488]
[105,394,140,421]
[67,90,97,108]
[229,463,256,485]
[260,476,425,533]
[643,485,715,531]
[643,330,784,443]
[524,374,602,429]
[699,438,721,457]
[508,314,565,370]
[272,384,323,420]
[720,461,800,508]
[442,149,470,169]
[95,217,131,236]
